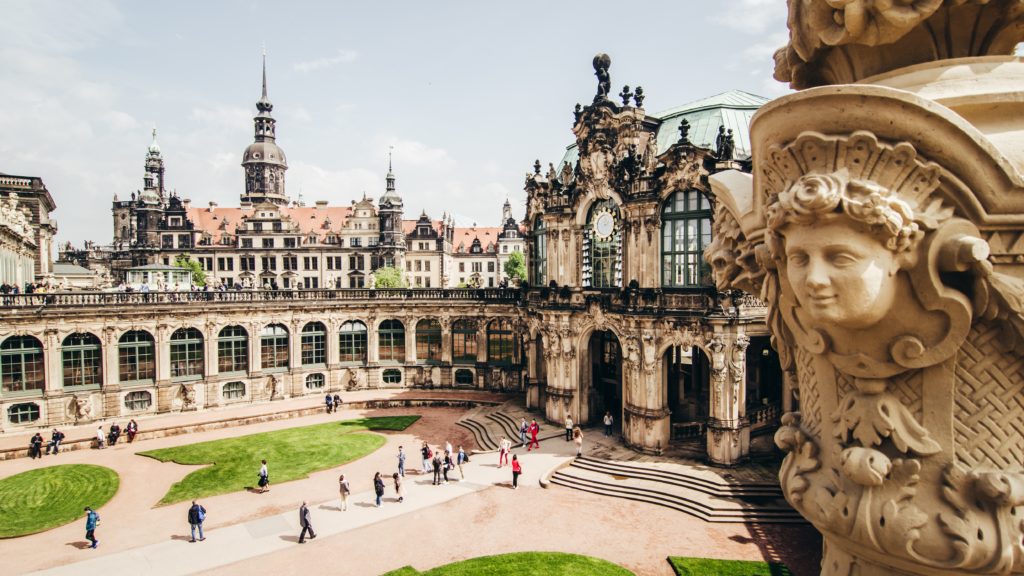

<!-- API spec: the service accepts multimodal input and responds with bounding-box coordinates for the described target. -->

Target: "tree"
[372,266,406,288]
[503,251,526,285]
[173,253,206,287]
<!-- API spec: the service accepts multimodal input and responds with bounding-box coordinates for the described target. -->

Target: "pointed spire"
[147,125,161,156]
[257,49,273,113]
[383,146,397,198]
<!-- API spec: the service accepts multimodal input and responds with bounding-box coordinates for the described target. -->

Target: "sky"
[0,0,791,246]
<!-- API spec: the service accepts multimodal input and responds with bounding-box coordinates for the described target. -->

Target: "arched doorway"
[583,330,622,426]
[663,345,711,439]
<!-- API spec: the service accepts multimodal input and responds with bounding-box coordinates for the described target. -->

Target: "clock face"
[594,212,615,239]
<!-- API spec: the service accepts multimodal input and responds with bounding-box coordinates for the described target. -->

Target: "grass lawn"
[140,416,418,505]
[669,556,792,576]
[382,552,634,575]
[0,464,119,538]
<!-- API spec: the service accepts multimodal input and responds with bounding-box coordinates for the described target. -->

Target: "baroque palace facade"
[1,57,782,467]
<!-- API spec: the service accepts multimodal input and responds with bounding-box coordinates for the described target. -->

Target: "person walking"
[573,426,584,457]
[420,442,432,474]
[297,501,316,543]
[519,418,528,447]
[29,432,43,459]
[498,436,510,468]
[83,506,100,549]
[442,450,452,484]
[126,419,138,443]
[46,428,65,455]
[338,473,350,511]
[95,425,105,449]
[324,394,334,414]
[373,472,385,507]
[564,415,574,442]
[511,454,522,490]
[456,445,467,480]
[393,472,404,503]
[188,500,206,542]
[603,411,614,436]
[431,449,442,485]
[527,419,540,451]
[397,446,406,477]
[258,459,270,493]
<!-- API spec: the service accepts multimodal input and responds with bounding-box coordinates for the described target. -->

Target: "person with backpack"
[258,459,270,493]
[188,500,206,542]
[373,472,385,507]
[333,394,342,412]
[527,419,541,451]
[83,507,100,549]
[442,450,453,484]
[324,394,334,414]
[456,445,468,480]
[421,442,432,474]
[46,428,65,455]
[431,449,443,485]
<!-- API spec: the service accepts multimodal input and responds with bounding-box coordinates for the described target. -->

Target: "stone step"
[486,411,522,440]
[455,417,499,452]
[551,463,803,524]
[572,456,783,499]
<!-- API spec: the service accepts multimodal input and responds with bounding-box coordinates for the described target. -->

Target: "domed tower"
[240,54,288,205]
[377,151,405,269]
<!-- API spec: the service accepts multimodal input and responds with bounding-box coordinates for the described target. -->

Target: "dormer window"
[169,216,182,227]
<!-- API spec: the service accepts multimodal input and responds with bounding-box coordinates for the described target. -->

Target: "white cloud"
[293,49,358,73]
[710,0,786,35]
[287,161,379,202]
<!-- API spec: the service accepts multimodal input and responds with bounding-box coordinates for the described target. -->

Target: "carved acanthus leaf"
[831,390,941,456]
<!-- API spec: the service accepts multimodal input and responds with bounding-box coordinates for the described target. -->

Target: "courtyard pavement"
[0,392,822,576]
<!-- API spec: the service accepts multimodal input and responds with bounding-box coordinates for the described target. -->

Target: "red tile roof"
[187,205,353,243]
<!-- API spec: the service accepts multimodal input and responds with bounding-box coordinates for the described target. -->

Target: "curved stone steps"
[551,460,803,524]
[571,456,783,500]
[486,412,523,441]
[456,417,499,452]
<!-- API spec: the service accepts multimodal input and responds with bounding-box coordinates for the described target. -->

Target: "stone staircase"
[550,456,804,524]
[456,401,560,453]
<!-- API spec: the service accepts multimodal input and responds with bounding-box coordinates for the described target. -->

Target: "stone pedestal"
[706,418,750,466]
[622,404,669,455]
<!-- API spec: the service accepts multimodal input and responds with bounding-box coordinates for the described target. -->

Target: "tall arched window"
[301,322,327,366]
[217,326,248,374]
[416,319,442,364]
[1,336,44,394]
[170,328,204,380]
[487,319,514,366]
[662,190,712,287]
[62,333,102,389]
[378,320,405,363]
[261,324,290,371]
[531,216,547,285]
[339,321,367,364]
[452,319,478,364]
[119,330,154,384]
[583,199,621,288]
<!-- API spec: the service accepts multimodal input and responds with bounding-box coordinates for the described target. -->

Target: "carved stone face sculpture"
[782,217,899,329]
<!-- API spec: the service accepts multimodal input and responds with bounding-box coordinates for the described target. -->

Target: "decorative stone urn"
[708,2,1024,574]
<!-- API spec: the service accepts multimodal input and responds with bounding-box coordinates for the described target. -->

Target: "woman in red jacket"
[511,454,522,490]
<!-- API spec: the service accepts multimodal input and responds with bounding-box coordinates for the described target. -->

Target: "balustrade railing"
[0,288,522,309]
[748,402,781,430]
[671,420,706,440]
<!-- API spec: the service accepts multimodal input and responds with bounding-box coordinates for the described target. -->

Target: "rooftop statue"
[593,53,611,102]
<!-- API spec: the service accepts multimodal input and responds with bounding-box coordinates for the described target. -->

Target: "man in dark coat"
[187,500,206,542]
[298,501,316,543]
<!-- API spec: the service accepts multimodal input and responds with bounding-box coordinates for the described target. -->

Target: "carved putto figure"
[72,395,92,422]
[181,383,197,410]
[593,53,611,101]
[268,375,282,400]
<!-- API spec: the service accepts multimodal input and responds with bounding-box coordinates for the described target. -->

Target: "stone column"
[704,329,750,466]
[247,322,262,374]
[404,318,417,365]
[621,329,671,454]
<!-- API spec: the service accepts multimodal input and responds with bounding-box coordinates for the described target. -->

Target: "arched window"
[119,330,154,384]
[583,199,622,288]
[62,333,102,389]
[217,326,248,374]
[487,319,514,366]
[662,190,712,287]
[223,381,246,400]
[531,216,547,285]
[301,322,327,366]
[261,324,289,371]
[339,321,367,364]
[452,319,478,364]
[382,368,402,384]
[378,320,405,363]
[454,368,474,386]
[124,391,152,411]
[305,373,325,389]
[8,402,40,424]
[416,319,442,364]
[170,328,204,380]
[1,336,44,394]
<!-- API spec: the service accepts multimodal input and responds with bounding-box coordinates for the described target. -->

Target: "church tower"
[141,127,164,204]
[377,151,405,269]
[240,53,289,205]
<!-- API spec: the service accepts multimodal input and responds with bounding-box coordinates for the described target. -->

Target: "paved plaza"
[0,393,820,575]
